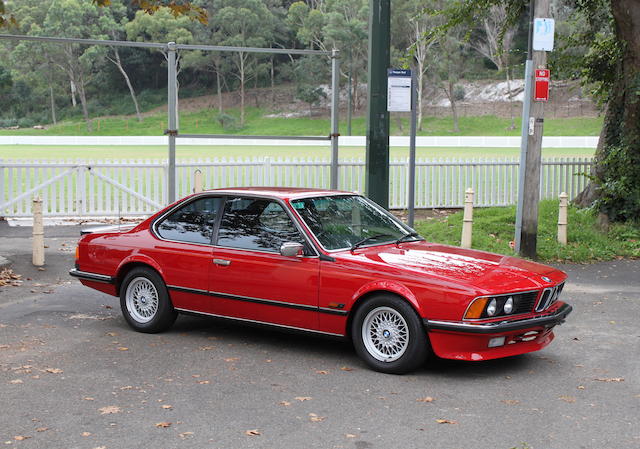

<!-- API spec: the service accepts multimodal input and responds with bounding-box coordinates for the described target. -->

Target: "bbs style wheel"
[119,267,177,333]
[351,294,429,374]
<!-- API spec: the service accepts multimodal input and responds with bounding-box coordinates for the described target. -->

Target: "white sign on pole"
[532,18,555,51]
[387,69,412,112]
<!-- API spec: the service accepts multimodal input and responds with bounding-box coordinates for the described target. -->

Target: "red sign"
[534,69,550,102]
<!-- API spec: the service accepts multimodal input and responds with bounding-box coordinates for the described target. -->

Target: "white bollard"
[558,192,568,245]
[193,169,203,193]
[461,188,474,249]
[32,196,45,266]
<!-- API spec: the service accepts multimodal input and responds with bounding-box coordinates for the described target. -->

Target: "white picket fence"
[0,157,592,217]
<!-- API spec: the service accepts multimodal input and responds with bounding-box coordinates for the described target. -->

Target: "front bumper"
[423,302,572,361]
[424,303,572,334]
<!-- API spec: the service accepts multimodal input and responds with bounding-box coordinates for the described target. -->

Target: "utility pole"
[516,0,549,258]
[365,0,391,209]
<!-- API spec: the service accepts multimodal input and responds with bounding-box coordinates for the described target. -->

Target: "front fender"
[350,280,424,316]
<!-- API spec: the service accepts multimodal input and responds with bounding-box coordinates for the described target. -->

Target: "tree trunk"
[505,65,516,130]
[49,85,57,125]
[574,0,640,220]
[270,56,275,104]
[216,69,223,114]
[76,76,92,132]
[417,61,425,132]
[70,79,77,107]
[448,80,460,133]
[110,48,142,122]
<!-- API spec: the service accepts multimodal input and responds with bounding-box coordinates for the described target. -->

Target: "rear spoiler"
[80,224,137,235]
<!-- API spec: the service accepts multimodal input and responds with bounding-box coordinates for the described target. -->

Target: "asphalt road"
[0,225,639,449]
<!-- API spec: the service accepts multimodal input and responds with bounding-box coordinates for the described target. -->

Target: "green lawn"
[0,107,604,137]
[414,201,640,263]
[0,145,595,161]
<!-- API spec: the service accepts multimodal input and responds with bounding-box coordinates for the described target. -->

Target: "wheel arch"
[115,258,165,296]
[345,288,424,339]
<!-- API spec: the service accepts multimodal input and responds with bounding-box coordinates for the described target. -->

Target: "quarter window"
[156,197,222,244]
[217,197,305,252]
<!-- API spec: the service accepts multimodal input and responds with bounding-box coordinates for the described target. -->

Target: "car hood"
[339,241,565,294]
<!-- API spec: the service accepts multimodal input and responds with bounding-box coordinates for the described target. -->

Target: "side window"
[156,197,222,244]
[216,197,305,252]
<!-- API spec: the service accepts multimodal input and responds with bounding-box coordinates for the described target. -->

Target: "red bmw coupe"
[70,188,572,374]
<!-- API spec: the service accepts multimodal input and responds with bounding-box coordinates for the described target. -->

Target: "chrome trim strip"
[174,307,345,337]
[167,284,348,316]
[69,268,114,284]
[426,303,572,334]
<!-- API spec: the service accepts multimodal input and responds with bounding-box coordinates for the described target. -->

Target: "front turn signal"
[75,246,79,261]
[464,297,488,319]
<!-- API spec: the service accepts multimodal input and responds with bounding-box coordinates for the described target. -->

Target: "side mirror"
[280,242,304,257]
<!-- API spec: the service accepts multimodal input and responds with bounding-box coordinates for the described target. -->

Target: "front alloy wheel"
[352,294,429,374]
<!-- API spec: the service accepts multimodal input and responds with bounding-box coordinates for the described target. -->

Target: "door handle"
[213,258,231,266]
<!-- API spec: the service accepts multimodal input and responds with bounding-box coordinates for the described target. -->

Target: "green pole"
[365,0,390,209]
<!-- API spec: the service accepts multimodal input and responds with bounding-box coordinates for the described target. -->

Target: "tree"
[212,0,276,126]
[470,5,518,129]
[429,0,640,222]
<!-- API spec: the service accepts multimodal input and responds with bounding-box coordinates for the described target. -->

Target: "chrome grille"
[536,282,565,312]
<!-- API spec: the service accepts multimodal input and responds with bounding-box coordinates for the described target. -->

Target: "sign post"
[387,69,417,227]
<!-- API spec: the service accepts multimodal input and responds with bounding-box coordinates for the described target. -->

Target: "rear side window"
[156,197,222,244]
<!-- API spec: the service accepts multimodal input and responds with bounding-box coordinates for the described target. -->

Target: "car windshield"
[290,195,420,251]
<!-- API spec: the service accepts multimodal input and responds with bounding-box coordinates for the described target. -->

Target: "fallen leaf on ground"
[161,404,173,409]
[346,434,357,438]
[416,396,434,403]
[559,395,576,403]
[84,397,95,401]
[294,396,312,401]
[179,432,194,439]
[501,399,520,405]
[315,370,328,375]
[577,385,585,390]
[117,347,129,351]
[155,422,171,428]
[199,346,215,351]
[35,428,48,432]
[340,366,354,372]
[98,406,121,415]
[81,432,92,437]
[14,436,30,441]
[119,386,133,390]
[197,380,210,385]
[44,368,63,374]
[435,419,457,424]
[9,379,23,384]
[224,357,238,362]
[279,401,291,406]
[245,429,261,436]
[105,332,118,337]
[594,377,624,382]
[309,413,326,422]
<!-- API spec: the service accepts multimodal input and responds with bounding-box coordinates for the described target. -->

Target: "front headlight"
[464,291,539,320]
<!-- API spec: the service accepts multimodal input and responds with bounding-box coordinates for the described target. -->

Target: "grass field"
[0,145,596,161]
[0,107,604,137]
[414,200,640,263]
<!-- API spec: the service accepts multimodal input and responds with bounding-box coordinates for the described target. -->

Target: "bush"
[215,112,241,131]
[453,85,466,101]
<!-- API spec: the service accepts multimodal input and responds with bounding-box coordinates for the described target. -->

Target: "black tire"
[351,294,429,374]
[119,267,177,333]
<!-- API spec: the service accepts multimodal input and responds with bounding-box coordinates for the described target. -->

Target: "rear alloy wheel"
[352,295,429,374]
[120,267,177,333]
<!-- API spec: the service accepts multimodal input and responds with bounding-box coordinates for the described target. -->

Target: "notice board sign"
[534,69,550,102]
[532,18,555,51]
[387,69,412,112]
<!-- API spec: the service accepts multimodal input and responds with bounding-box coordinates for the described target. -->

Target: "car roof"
[203,187,358,201]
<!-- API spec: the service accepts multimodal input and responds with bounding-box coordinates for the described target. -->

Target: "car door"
[206,196,321,331]
[148,196,222,311]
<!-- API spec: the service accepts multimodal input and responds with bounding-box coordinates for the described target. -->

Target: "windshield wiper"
[395,232,423,245]
[350,234,394,251]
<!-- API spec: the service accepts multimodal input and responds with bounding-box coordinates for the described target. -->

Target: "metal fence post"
[167,41,178,204]
[330,48,340,190]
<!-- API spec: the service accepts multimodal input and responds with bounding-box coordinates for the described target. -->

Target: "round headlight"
[486,298,498,316]
[504,296,514,314]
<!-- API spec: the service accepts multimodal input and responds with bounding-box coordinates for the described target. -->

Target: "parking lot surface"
[1,224,638,449]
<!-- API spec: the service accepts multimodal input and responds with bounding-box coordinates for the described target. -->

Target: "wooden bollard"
[461,188,474,249]
[558,192,568,245]
[193,169,203,193]
[32,196,45,266]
